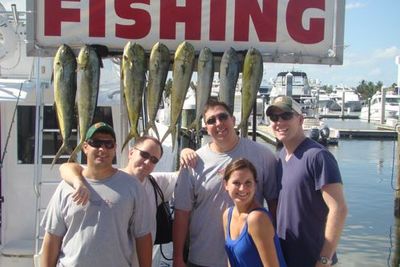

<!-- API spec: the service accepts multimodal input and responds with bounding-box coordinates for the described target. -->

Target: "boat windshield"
[386,98,400,105]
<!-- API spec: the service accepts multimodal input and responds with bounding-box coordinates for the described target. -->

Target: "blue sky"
[3,0,400,87]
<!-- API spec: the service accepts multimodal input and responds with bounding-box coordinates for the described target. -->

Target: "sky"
[2,0,400,88]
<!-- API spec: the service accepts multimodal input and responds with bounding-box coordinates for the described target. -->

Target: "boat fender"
[320,126,330,140]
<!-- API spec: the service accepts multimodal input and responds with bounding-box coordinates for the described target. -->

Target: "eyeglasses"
[87,139,115,149]
[134,147,159,164]
[268,112,294,122]
[205,113,229,125]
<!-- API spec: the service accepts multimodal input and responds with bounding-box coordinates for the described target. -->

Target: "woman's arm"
[59,163,89,205]
[248,211,280,267]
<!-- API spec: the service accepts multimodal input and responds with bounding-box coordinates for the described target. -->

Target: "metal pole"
[340,89,345,119]
[367,98,371,123]
[33,55,44,254]
[393,125,400,266]
[380,86,386,124]
[395,125,400,217]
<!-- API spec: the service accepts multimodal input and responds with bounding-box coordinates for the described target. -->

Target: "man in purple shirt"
[266,96,348,267]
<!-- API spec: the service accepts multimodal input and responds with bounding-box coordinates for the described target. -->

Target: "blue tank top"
[225,207,287,267]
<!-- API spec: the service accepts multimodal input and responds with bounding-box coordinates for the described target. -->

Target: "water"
[329,139,399,267]
[158,119,400,267]
[264,118,400,267]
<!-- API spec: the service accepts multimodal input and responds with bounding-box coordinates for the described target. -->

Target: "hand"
[180,148,198,168]
[71,181,90,205]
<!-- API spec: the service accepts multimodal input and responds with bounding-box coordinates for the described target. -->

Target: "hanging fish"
[51,44,77,167]
[160,41,195,149]
[189,47,214,135]
[121,42,147,151]
[219,47,240,112]
[69,44,102,162]
[144,42,170,140]
[238,47,263,138]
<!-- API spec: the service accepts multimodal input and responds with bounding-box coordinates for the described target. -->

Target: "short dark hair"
[133,135,164,158]
[202,99,233,122]
[223,158,258,183]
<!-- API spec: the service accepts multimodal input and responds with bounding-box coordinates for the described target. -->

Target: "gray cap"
[266,96,302,115]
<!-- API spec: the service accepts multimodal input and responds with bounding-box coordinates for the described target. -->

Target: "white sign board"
[26,0,345,65]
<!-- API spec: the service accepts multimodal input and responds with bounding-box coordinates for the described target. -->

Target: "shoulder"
[240,138,275,155]
[247,209,274,232]
[151,172,178,182]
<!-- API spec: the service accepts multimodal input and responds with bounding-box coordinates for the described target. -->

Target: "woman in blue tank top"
[223,158,286,267]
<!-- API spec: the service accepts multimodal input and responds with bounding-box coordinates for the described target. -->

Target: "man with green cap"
[40,122,153,267]
[266,96,348,267]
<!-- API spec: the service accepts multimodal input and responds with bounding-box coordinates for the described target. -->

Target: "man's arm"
[40,232,62,267]
[266,199,277,224]
[173,209,190,267]
[59,163,89,205]
[316,183,348,267]
[135,233,152,267]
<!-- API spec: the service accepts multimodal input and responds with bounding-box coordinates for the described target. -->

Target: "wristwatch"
[319,256,333,265]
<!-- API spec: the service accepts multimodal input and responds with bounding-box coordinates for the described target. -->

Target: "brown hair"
[133,135,164,158]
[223,158,258,183]
[202,99,233,122]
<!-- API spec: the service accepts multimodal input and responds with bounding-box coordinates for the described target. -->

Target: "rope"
[0,81,24,168]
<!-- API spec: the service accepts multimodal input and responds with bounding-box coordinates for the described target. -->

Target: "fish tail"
[68,141,83,163]
[171,127,177,151]
[160,127,172,144]
[121,129,138,152]
[51,143,68,169]
[239,121,248,138]
[144,122,160,140]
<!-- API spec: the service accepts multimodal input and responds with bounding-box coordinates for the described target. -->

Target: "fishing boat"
[269,71,311,101]
[359,91,400,123]
[0,4,176,266]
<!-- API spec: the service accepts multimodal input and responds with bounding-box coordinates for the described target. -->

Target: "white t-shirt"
[140,172,178,244]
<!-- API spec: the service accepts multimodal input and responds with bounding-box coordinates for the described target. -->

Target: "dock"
[254,123,398,145]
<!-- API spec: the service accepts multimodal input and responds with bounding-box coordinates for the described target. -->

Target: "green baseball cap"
[85,122,116,141]
[266,96,302,115]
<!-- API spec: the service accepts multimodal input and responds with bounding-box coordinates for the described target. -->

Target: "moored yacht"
[360,91,400,123]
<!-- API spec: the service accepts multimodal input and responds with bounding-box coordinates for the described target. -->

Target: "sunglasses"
[205,113,229,125]
[134,147,159,164]
[269,112,295,122]
[87,139,115,149]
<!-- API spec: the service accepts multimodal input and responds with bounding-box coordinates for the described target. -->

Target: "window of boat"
[17,106,115,164]
[386,98,400,104]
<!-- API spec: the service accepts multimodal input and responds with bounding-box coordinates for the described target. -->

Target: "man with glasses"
[58,134,194,261]
[40,122,153,267]
[173,99,278,267]
[266,96,348,267]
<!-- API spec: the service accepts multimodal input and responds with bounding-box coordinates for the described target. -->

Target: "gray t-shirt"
[174,138,278,267]
[41,170,152,267]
